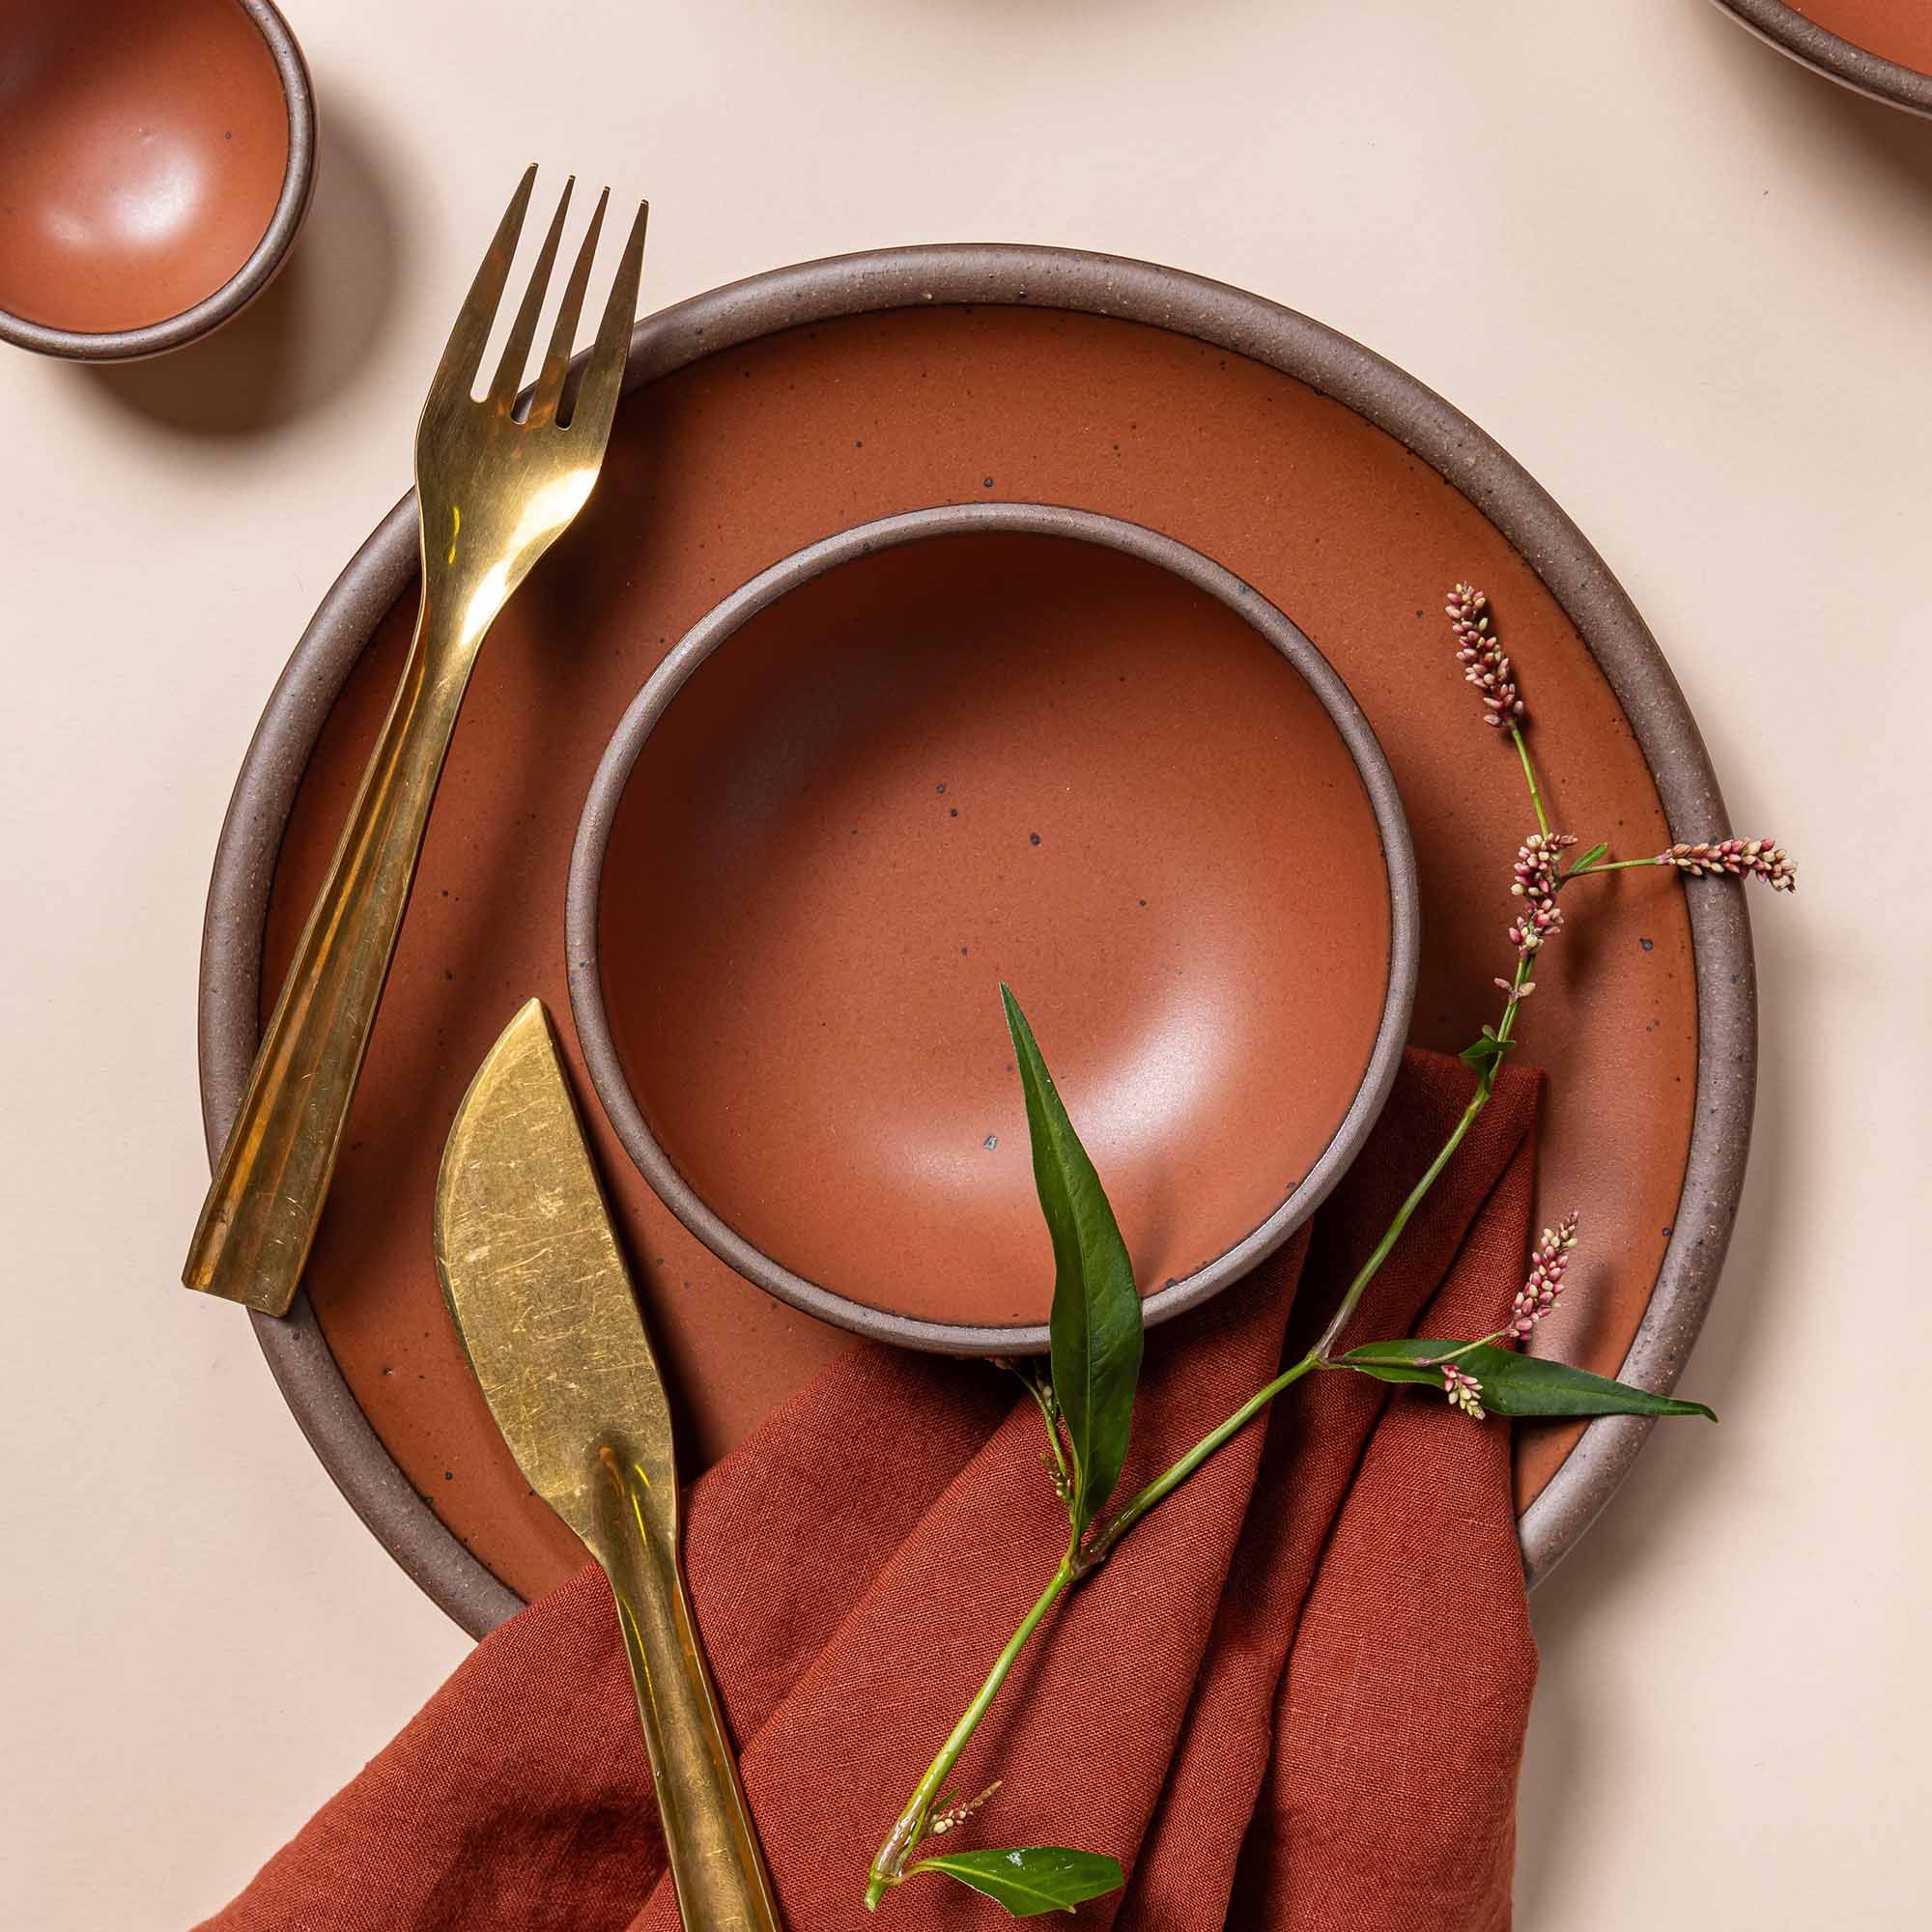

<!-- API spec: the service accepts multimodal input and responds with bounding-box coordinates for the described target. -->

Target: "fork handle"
[596,1453,783,1931]
[185,598,474,1314]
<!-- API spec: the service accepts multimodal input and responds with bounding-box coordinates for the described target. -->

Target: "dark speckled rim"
[197,243,1755,1635]
[565,501,1421,1356]
[0,0,318,361]
[1712,0,1932,116]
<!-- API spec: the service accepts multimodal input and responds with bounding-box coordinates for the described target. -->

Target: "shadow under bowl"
[568,502,1418,1352]
[0,0,317,360]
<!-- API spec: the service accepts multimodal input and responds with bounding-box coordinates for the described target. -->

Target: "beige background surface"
[2,1,1926,1923]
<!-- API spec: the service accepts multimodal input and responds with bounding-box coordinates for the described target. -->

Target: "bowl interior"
[0,0,291,334]
[593,525,1396,1330]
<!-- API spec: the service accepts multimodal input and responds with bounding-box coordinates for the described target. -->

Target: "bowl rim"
[0,0,319,360]
[198,242,1755,1633]
[564,500,1422,1355]
[1712,0,1932,115]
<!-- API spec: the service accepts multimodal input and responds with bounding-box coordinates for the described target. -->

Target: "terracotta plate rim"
[196,242,1756,1636]
[1710,0,1932,114]
[0,0,320,361]
[564,499,1422,1354]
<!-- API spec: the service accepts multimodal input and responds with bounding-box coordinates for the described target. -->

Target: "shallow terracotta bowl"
[568,501,1418,1350]
[0,0,316,359]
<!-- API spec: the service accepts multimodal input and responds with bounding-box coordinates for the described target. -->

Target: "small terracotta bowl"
[568,502,1418,1352]
[0,0,317,360]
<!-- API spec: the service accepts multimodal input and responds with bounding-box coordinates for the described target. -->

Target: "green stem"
[865,1539,1079,1910]
[1079,1354,1322,1569]
[1307,952,1530,1360]
[1409,1328,1510,1369]
[1309,1075,1492,1362]
[1511,725,1548,838]
[1566,857,1656,877]
[1494,957,1530,1045]
[1085,961,1530,1568]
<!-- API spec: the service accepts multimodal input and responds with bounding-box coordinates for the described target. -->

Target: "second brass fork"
[185,168,647,1316]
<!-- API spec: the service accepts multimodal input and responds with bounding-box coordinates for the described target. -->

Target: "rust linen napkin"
[200,1048,1540,1932]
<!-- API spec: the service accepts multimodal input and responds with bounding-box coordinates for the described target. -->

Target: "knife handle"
[595,1446,782,1931]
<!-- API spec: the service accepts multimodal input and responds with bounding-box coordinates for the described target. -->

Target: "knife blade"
[435,998,781,1931]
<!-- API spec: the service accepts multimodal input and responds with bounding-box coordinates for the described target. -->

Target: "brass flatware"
[435,1000,781,1932]
[183,167,646,1316]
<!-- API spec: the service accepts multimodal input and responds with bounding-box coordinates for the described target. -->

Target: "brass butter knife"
[435,999,781,1932]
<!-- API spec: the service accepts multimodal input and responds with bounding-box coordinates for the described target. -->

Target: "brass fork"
[185,168,647,1316]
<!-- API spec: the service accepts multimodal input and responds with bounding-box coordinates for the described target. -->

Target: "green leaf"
[910,1846,1125,1918]
[1338,1338,1716,1421]
[1458,1032,1513,1075]
[1570,840,1610,872]
[1001,985,1143,1532]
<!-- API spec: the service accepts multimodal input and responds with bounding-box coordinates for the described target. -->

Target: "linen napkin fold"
[200,1048,1541,1932]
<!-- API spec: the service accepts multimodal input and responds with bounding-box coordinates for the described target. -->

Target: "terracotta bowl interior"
[590,523,1397,1333]
[0,0,294,336]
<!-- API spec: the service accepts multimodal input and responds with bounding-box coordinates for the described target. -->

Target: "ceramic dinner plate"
[198,245,1753,1636]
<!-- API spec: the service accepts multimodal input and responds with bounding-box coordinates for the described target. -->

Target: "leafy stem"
[870,967,1523,1906]
[1077,1353,1321,1571]
[1086,937,1541,1562]
[1315,1078,1493,1360]
[867,729,1544,1911]
[1559,836,1666,887]
[1565,855,1658,878]
[865,1535,1081,1909]
[862,585,1775,1918]
[1083,968,1531,1565]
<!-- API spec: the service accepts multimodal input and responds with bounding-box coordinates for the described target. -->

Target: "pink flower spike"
[1445,582,1525,732]
[1442,1363,1487,1421]
[1508,1212,1579,1339]
[1657,838,1796,894]
[1508,832,1578,960]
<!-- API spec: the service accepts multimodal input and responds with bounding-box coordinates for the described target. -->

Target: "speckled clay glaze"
[569,504,1415,1345]
[196,247,1755,1634]
[0,0,315,357]
[1716,0,1932,114]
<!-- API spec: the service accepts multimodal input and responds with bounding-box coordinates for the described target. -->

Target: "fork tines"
[432,165,647,432]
